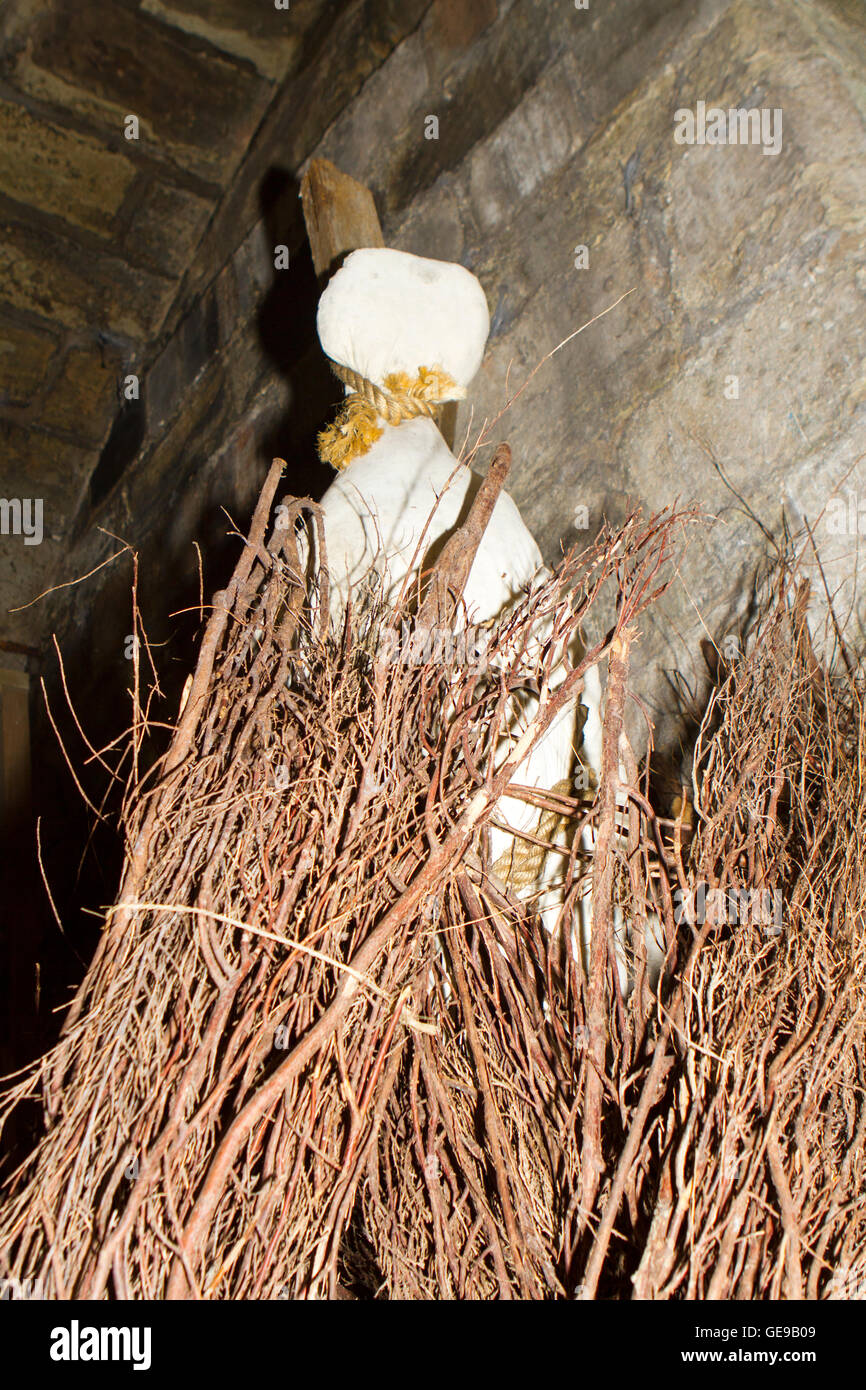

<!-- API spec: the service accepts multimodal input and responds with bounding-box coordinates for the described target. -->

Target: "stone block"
[37,345,122,447]
[464,50,591,237]
[13,0,272,181]
[124,363,226,522]
[0,415,86,646]
[139,0,301,81]
[220,220,273,327]
[0,530,67,649]
[391,184,465,264]
[123,178,213,277]
[0,418,88,514]
[145,290,220,435]
[0,315,59,407]
[0,99,136,237]
[432,0,498,50]
[0,217,174,339]
[426,0,498,72]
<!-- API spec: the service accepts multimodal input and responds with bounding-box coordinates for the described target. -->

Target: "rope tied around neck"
[317,361,465,471]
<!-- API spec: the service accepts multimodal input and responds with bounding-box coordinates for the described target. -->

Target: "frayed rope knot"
[317,362,465,470]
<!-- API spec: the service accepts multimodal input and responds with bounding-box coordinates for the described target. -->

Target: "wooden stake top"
[300,157,384,279]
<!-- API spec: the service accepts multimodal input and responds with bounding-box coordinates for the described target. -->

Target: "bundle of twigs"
[629,574,866,1300]
[1,448,863,1301]
[0,452,684,1299]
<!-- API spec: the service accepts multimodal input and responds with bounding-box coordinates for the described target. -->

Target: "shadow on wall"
[255,165,342,502]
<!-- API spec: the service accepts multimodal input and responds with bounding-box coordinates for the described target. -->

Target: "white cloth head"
[316,248,490,394]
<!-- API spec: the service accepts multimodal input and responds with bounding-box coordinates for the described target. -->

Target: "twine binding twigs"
[491,777,575,890]
[317,362,465,470]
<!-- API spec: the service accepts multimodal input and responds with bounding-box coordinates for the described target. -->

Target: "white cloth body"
[309,247,662,989]
[312,416,595,936]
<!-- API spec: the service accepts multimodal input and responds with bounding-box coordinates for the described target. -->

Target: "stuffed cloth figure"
[306,247,661,987]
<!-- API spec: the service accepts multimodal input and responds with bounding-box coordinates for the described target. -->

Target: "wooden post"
[300,157,384,280]
[299,157,457,451]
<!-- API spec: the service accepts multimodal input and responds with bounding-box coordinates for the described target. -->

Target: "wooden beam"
[300,157,457,450]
